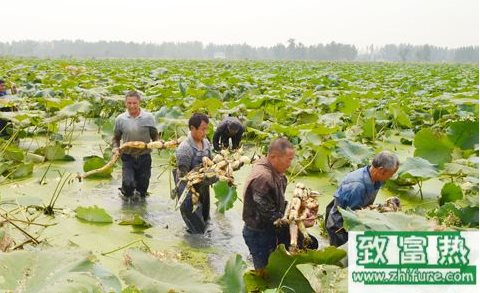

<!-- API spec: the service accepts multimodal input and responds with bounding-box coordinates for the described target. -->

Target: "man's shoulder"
[176,140,193,156]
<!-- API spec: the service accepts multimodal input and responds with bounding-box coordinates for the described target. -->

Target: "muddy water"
[0,122,443,277]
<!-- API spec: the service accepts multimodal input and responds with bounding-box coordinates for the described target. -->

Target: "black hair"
[268,137,294,154]
[188,113,209,129]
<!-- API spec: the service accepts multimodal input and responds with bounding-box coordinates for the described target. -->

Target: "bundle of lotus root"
[364,196,401,212]
[77,138,184,179]
[275,183,320,253]
[176,148,251,211]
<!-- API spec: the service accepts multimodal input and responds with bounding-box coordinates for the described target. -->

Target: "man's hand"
[273,217,289,227]
[112,147,120,156]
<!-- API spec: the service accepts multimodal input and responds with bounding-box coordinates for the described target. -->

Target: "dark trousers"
[243,225,277,270]
[325,199,348,247]
[121,153,151,197]
[179,183,210,234]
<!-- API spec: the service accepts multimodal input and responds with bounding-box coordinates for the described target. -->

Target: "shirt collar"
[126,109,143,118]
[187,133,207,151]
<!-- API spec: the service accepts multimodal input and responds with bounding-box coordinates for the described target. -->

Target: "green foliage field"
[0,58,478,292]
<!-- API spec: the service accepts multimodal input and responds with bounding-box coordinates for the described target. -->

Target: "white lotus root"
[365,196,401,212]
[176,148,252,211]
[77,137,184,179]
[275,182,320,253]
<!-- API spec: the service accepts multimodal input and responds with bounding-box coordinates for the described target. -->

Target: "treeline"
[0,40,477,63]
[358,44,478,63]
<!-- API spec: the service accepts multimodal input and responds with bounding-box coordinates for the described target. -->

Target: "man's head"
[189,113,209,142]
[267,138,295,174]
[0,79,6,93]
[124,90,141,117]
[370,151,400,182]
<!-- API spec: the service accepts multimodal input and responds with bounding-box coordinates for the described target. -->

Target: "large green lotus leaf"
[263,245,346,293]
[447,120,479,150]
[57,100,92,117]
[397,157,438,179]
[314,146,332,172]
[336,140,373,165]
[3,145,24,162]
[443,162,478,177]
[119,249,221,293]
[297,263,348,293]
[340,208,437,231]
[310,124,340,136]
[11,162,34,178]
[189,98,223,116]
[439,182,463,206]
[44,97,73,110]
[219,254,246,293]
[331,95,359,115]
[213,180,237,213]
[362,117,376,140]
[35,144,66,161]
[459,206,479,227]
[243,271,268,293]
[75,206,113,223]
[414,128,453,168]
[119,214,153,229]
[0,249,121,292]
[388,103,412,128]
[83,155,112,178]
[269,122,300,137]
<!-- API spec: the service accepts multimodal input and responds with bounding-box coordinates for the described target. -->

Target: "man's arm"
[149,126,159,141]
[340,182,366,210]
[232,127,244,149]
[112,119,122,154]
[212,123,227,151]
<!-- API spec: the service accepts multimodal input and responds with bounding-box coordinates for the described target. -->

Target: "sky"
[2,0,478,49]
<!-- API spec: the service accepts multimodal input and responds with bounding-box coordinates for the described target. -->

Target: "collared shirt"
[175,133,212,175]
[334,165,383,210]
[113,109,157,155]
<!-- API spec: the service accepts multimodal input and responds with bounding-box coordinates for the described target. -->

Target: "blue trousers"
[121,153,151,197]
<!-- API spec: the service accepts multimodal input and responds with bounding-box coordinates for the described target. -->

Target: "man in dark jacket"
[242,138,294,276]
[212,116,244,151]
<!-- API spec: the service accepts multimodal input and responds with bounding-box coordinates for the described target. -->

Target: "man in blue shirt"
[325,151,399,247]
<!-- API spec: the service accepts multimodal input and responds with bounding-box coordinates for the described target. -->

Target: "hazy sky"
[3,0,478,48]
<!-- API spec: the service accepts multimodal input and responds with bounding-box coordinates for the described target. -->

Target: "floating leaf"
[3,145,24,162]
[262,245,346,293]
[297,264,348,293]
[414,128,453,168]
[10,162,34,178]
[83,155,112,178]
[340,208,438,231]
[219,254,246,293]
[439,182,463,206]
[75,206,113,223]
[120,249,221,293]
[119,214,152,229]
[213,181,238,213]
[0,249,121,292]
